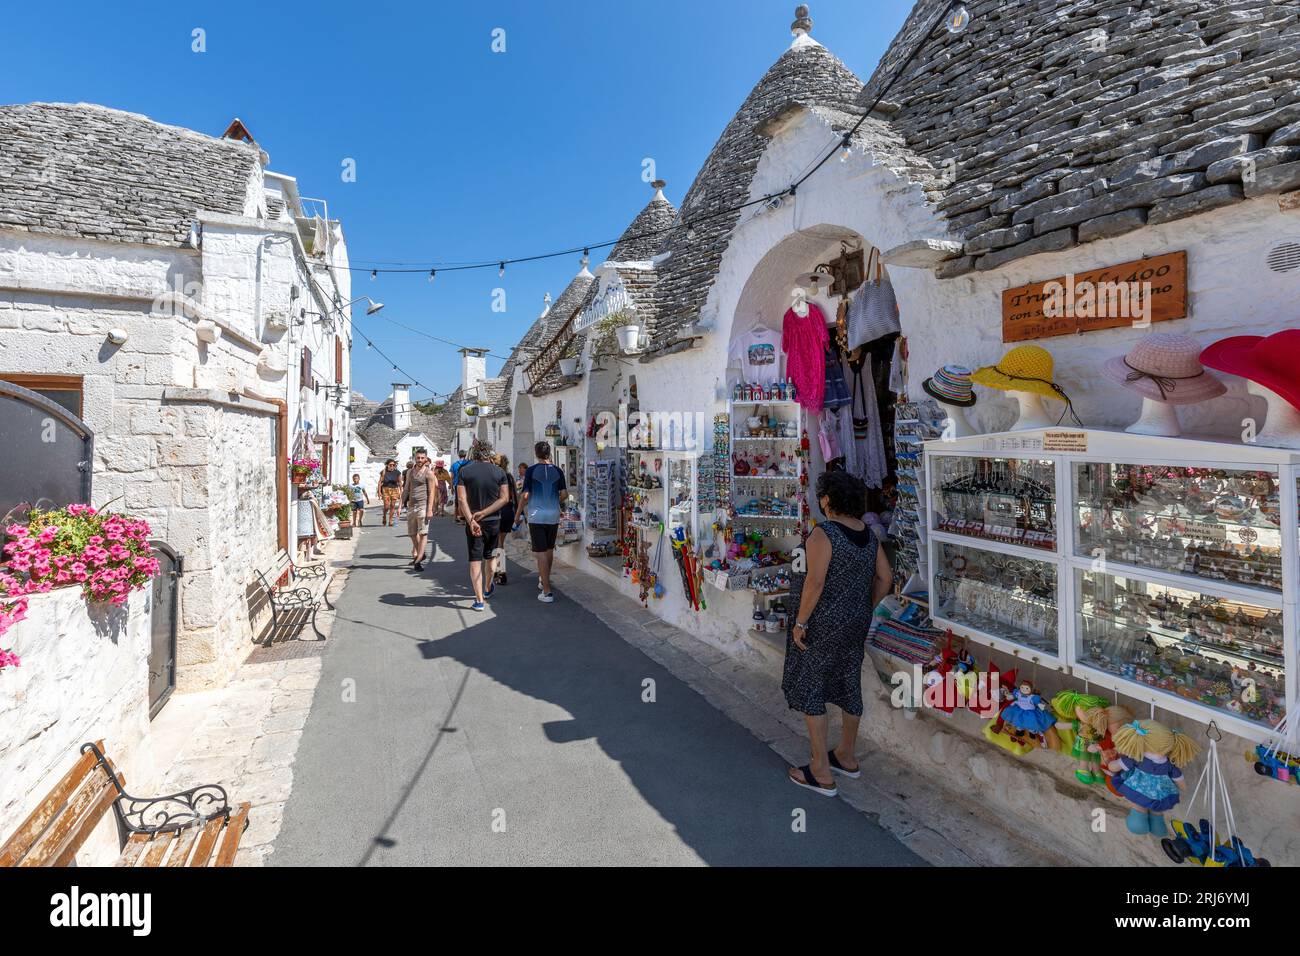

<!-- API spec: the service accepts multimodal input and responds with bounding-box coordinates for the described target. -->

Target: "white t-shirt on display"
[728,325,781,388]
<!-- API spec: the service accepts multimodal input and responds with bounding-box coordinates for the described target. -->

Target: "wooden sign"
[1001,251,1187,343]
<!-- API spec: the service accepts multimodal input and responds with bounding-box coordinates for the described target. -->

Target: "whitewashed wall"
[0,587,153,864]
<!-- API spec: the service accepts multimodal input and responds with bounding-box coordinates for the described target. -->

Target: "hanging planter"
[464,404,480,417]
[616,324,642,352]
[544,422,562,439]
[558,357,578,376]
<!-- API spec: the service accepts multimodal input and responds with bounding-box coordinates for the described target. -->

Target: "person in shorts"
[433,460,453,516]
[518,440,567,604]
[403,451,434,571]
[491,454,518,585]
[377,459,403,526]
[456,439,509,611]
[349,473,369,526]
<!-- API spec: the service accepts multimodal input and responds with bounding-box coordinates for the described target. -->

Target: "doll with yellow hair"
[1050,690,1111,785]
[1082,703,1134,796]
[1111,719,1200,837]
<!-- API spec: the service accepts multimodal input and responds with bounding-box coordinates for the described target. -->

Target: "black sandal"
[828,751,861,779]
[788,765,837,797]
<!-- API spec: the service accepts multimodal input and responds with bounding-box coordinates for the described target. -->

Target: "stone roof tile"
[0,102,261,246]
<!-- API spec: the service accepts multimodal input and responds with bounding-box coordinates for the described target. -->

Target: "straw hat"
[971,345,1067,403]
[1201,330,1300,411]
[1102,332,1225,405]
[922,365,977,407]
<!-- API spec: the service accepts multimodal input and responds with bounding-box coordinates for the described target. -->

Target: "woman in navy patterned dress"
[783,471,893,797]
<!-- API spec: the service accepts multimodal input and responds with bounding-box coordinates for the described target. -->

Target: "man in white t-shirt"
[728,324,781,388]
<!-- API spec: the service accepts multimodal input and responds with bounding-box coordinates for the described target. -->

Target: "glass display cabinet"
[925,428,1300,741]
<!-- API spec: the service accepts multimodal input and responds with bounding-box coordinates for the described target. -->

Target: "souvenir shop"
[573,240,1298,864]
[564,232,907,648]
[861,234,1300,865]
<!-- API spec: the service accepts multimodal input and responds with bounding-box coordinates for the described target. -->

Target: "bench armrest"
[82,742,233,835]
[292,562,327,579]
[271,586,318,608]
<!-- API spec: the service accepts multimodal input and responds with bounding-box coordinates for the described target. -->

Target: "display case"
[727,398,805,541]
[626,448,699,539]
[924,427,1300,742]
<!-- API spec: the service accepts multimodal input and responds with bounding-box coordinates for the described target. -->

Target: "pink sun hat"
[1102,332,1226,405]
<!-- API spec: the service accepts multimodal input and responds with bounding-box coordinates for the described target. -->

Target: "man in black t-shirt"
[455,439,509,611]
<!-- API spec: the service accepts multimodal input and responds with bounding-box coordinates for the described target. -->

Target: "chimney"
[391,383,411,432]
[460,348,487,399]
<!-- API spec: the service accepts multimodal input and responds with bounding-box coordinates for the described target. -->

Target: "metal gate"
[0,379,93,525]
[148,542,182,718]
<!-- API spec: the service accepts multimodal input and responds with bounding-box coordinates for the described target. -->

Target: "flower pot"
[291,472,307,485]
[558,357,578,376]
[616,325,641,352]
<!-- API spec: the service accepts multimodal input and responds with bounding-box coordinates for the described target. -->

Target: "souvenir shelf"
[727,399,805,541]
[626,448,699,539]
[585,458,622,533]
[924,427,1300,743]
[892,400,944,593]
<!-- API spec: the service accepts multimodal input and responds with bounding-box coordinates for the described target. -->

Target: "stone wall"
[0,587,153,864]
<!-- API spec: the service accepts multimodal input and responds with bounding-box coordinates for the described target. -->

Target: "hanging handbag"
[847,248,901,349]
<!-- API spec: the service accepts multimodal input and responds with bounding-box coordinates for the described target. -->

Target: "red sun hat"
[1200,330,1300,410]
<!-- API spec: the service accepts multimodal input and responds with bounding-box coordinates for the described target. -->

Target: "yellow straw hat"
[971,345,1069,404]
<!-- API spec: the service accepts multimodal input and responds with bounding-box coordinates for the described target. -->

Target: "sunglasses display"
[934,541,1058,655]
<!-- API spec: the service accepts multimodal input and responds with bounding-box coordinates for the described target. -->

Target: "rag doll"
[1082,702,1135,796]
[1050,691,1110,784]
[999,679,1058,749]
[1110,719,1201,838]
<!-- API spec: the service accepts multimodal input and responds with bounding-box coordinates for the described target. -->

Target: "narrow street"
[272,517,923,867]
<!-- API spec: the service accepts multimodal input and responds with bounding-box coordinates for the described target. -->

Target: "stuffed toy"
[1111,719,1201,837]
[1082,703,1136,796]
[1050,691,1110,784]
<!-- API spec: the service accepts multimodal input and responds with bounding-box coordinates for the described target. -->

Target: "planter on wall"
[616,326,641,352]
[558,357,578,376]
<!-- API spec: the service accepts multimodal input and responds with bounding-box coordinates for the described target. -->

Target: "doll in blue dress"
[1111,719,1200,837]
[999,680,1057,748]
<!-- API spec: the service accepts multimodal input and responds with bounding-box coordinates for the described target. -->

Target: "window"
[0,374,83,418]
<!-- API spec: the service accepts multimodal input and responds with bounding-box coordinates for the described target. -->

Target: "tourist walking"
[349,473,370,526]
[781,471,892,797]
[456,439,509,611]
[377,458,403,527]
[434,460,453,517]
[402,450,435,571]
[450,450,469,523]
[491,454,518,585]
[518,440,567,604]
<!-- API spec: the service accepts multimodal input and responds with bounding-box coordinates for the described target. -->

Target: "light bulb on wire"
[370,269,377,281]
[498,262,506,278]
[839,135,852,163]
[945,4,971,33]
[428,269,436,284]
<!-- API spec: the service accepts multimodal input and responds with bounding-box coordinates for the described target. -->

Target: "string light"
[498,261,506,278]
[428,269,436,283]
[370,269,377,281]
[839,135,852,162]
[946,4,971,33]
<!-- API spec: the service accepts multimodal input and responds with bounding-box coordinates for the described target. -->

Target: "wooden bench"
[248,548,334,647]
[0,741,249,868]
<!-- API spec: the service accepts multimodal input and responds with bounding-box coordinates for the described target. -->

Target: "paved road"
[272,517,923,866]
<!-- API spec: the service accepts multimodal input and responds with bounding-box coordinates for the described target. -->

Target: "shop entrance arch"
[724,224,896,521]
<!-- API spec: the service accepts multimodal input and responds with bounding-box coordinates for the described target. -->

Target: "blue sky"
[0,0,916,401]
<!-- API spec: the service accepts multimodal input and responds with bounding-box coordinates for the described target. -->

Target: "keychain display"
[932,454,1056,550]
[1162,722,1270,866]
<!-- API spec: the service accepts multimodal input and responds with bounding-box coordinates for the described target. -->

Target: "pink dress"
[782,303,828,411]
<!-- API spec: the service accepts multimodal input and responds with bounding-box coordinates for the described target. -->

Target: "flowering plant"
[290,456,321,476]
[0,504,161,667]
